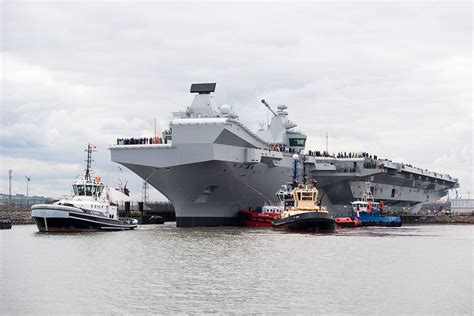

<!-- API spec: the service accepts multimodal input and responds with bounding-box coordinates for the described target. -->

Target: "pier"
[400,213,473,224]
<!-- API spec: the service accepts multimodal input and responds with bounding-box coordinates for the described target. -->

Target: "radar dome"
[220,104,231,115]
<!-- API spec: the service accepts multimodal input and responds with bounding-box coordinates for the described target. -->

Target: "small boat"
[0,218,12,230]
[31,144,137,232]
[240,206,284,227]
[147,215,165,225]
[347,181,402,227]
[272,182,335,232]
[239,185,292,227]
[335,216,362,228]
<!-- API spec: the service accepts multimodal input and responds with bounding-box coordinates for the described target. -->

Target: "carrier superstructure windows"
[289,138,306,147]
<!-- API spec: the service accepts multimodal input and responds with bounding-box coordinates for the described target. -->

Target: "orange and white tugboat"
[31,144,137,232]
[272,182,336,232]
[271,154,336,232]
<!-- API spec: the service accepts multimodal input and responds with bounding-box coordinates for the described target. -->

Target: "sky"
[1,1,472,201]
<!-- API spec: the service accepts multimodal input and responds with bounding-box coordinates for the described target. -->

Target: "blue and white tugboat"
[272,155,336,232]
[349,181,402,227]
[31,144,137,232]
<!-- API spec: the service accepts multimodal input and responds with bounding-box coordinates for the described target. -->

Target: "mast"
[302,154,307,185]
[362,180,374,203]
[292,154,299,186]
[84,144,93,181]
[142,181,149,204]
[8,169,12,210]
[326,132,328,153]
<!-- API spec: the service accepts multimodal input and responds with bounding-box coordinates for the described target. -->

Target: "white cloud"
[0,157,82,197]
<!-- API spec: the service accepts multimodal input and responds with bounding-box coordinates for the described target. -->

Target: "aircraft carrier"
[110,83,459,226]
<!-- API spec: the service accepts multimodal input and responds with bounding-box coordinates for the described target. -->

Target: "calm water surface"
[1,224,472,314]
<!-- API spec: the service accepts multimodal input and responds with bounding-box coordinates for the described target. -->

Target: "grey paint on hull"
[122,160,294,221]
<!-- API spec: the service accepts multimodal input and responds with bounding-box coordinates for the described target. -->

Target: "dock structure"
[117,201,175,223]
[400,213,473,224]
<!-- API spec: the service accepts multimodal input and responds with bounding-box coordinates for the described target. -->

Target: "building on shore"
[449,199,474,214]
[0,193,55,210]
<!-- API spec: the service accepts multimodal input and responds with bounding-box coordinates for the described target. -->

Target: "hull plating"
[122,159,451,225]
[124,160,293,226]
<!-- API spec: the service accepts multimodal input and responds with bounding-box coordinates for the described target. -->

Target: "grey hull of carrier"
[110,83,459,226]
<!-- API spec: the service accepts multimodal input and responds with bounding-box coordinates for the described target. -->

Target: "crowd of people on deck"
[117,129,172,146]
[337,152,378,160]
[305,150,385,170]
[307,150,332,157]
[271,144,297,153]
[306,150,380,160]
[117,136,165,145]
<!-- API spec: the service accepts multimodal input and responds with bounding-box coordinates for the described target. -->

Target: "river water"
[1,224,472,314]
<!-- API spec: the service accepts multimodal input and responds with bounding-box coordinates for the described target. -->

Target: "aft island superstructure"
[110,83,459,226]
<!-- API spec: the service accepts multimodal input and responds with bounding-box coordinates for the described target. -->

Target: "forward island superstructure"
[110,83,459,226]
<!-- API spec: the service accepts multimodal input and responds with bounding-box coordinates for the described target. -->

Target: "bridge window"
[93,185,104,196]
[391,189,396,198]
[302,192,313,201]
[73,185,85,196]
[289,138,306,147]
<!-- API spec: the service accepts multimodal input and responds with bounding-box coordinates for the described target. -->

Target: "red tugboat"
[335,216,362,228]
[239,185,293,227]
[239,206,283,227]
